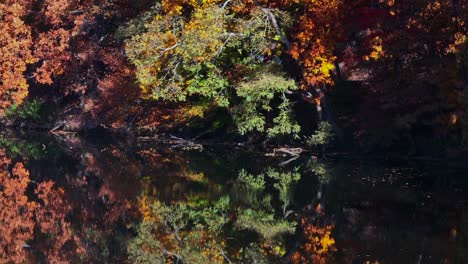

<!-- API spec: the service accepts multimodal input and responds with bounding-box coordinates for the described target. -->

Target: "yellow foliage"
[446,32,467,54]
[162,0,222,15]
[315,229,335,254]
[364,36,385,61]
[291,221,336,264]
[127,3,226,100]
[185,172,205,182]
[139,196,157,222]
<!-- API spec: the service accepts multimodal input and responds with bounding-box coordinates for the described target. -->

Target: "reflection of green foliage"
[128,221,167,263]
[131,164,308,263]
[84,227,111,260]
[128,221,220,263]
[129,197,230,264]
[5,100,42,120]
[156,196,230,234]
[266,167,301,209]
[308,160,333,184]
[234,168,297,239]
[236,209,296,239]
[188,196,230,232]
[238,169,265,190]
[238,244,270,264]
[0,136,45,160]
[306,122,334,146]
[234,169,271,209]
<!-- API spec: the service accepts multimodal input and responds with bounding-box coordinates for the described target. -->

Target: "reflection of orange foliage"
[0,149,76,263]
[80,146,141,225]
[291,219,336,264]
[140,196,156,222]
[138,198,179,253]
[0,151,37,263]
[35,181,75,262]
[363,36,385,61]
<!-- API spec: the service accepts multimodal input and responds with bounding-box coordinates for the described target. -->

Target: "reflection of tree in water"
[128,160,336,263]
[234,168,298,240]
[0,135,47,160]
[0,149,36,262]
[0,134,340,263]
[0,149,75,263]
[3,137,466,263]
[48,137,143,262]
[78,145,142,225]
[291,211,336,264]
[129,196,231,263]
[0,134,144,263]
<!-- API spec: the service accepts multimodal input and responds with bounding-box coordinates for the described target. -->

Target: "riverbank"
[2,126,468,171]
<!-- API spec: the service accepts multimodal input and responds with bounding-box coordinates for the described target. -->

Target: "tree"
[0,0,149,132]
[339,0,468,150]
[129,165,303,263]
[0,1,34,113]
[125,1,304,138]
[288,0,343,91]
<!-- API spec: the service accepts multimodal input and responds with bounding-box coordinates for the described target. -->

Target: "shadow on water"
[0,132,468,263]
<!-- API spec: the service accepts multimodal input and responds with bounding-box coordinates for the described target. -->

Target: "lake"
[0,132,467,263]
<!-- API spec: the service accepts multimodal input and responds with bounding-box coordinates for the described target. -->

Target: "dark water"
[1,133,468,263]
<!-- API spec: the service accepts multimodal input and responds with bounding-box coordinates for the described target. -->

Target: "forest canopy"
[0,0,467,154]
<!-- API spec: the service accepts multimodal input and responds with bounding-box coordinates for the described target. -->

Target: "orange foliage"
[0,1,34,112]
[0,0,144,130]
[34,29,72,85]
[84,47,142,129]
[288,0,343,90]
[291,219,336,264]
[0,0,73,111]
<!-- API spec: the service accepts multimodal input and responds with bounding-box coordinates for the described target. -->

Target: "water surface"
[0,133,467,263]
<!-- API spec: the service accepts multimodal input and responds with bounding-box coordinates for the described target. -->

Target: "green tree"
[125,2,301,138]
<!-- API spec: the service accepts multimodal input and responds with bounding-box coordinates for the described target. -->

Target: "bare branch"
[159,43,180,54]
[221,0,233,9]
[215,35,233,57]
[273,147,303,156]
[260,8,291,49]
[216,244,233,264]
[215,33,244,57]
